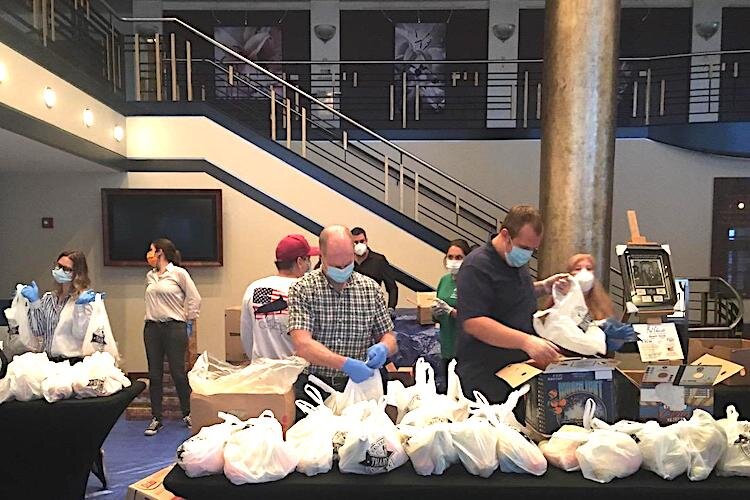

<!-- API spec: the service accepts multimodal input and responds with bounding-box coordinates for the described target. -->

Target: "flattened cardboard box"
[688,338,750,386]
[190,389,296,436]
[126,466,182,500]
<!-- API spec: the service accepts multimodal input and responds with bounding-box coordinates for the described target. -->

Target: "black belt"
[307,372,349,387]
[145,319,185,324]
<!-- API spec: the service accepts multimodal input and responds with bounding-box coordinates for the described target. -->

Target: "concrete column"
[690,0,723,123]
[537,0,620,286]
[310,0,340,128]
[487,0,520,128]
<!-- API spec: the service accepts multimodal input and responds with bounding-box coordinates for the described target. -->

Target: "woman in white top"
[142,238,201,436]
[20,250,100,362]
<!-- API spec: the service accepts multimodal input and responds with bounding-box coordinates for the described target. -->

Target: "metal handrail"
[683,276,744,333]
[122,16,511,217]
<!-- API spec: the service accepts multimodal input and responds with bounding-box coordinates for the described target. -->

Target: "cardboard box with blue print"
[497,358,639,437]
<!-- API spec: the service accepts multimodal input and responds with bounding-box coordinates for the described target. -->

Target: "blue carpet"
[84,417,190,499]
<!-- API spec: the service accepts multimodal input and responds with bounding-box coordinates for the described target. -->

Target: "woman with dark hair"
[143,238,201,436]
[19,250,100,361]
[431,238,471,384]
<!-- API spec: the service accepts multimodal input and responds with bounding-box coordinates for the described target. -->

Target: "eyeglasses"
[55,264,73,273]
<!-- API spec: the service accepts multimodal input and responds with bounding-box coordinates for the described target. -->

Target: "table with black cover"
[0,380,145,499]
[164,462,750,500]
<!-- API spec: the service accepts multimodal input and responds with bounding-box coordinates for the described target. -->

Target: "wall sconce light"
[0,62,7,83]
[113,125,125,142]
[695,21,720,41]
[314,24,337,43]
[492,23,516,43]
[43,87,56,108]
[738,202,746,210]
[83,108,94,127]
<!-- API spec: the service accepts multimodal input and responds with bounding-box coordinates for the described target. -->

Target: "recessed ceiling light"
[43,86,56,108]
[113,125,124,142]
[83,108,94,127]
[739,202,746,210]
[0,63,7,83]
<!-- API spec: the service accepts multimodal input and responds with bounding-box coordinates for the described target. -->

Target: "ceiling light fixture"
[83,108,94,127]
[43,86,56,108]
[113,125,125,142]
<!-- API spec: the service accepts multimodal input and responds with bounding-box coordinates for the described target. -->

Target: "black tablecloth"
[164,462,750,500]
[0,380,145,500]
[715,385,750,418]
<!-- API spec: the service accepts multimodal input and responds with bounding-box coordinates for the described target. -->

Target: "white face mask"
[445,260,462,274]
[354,242,368,257]
[574,269,595,293]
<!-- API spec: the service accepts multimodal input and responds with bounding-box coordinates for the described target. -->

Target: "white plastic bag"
[3,286,37,356]
[576,428,642,483]
[8,352,55,401]
[189,352,307,395]
[401,423,458,476]
[71,351,131,399]
[307,371,383,415]
[286,385,338,476]
[41,360,75,403]
[634,420,690,480]
[338,398,408,474]
[177,412,246,478]
[674,409,727,481]
[533,279,606,356]
[451,416,499,478]
[539,425,591,472]
[223,410,299,484]
[82,294,120,361]
[717,405,750,477]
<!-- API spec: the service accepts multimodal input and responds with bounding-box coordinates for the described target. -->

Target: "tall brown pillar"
[538,0,621,286]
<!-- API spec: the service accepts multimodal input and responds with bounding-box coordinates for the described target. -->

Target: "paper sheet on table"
[634,323,684,362]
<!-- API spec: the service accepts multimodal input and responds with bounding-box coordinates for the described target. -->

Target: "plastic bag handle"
[259,409,276,419]
[306,374,339,395]
[295,400,316,414]
[303,384,326,406]
[583,398,597,430]
[552,275,579,305]
[217,411,244,426]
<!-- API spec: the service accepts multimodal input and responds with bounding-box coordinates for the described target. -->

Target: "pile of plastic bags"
[0,351,130,404]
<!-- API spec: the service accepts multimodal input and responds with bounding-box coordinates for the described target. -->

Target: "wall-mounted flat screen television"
[102,189,223,267]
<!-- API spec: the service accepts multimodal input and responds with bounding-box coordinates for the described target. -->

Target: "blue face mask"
[52,266,73,284]
[505,238,533,268]
[325,262,354,284]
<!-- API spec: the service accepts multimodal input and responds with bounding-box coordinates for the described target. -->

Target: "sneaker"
[144,417,163,436]
[182,415,192,429]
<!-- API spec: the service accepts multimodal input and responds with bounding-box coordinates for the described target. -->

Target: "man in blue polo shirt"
[456,205,569,404]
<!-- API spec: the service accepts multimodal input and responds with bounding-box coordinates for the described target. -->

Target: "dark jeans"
[143,320,191,419]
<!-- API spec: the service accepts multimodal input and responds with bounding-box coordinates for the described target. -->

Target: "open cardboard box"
[190,389,296,436]
[415,292,436,326]
[126,466,182,500]
[687,338,750,386]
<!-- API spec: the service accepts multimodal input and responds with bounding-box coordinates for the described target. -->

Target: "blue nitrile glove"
[75,290,97,305]
[186,321,193,337]
[601,318,638,352]
[365,342,389,369]
[342,358,375,383]
[20,281,39,303]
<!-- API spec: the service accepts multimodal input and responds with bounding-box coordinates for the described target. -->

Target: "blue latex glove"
[365,342,389,369]
[601,318,638,352]
[186,321,193,337]
[20,281,39,303]
[75,290,97,305]
[342,358,375,383]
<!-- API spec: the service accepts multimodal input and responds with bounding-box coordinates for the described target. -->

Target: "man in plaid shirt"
[288,225,398,396]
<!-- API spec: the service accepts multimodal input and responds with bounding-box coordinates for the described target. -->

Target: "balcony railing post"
[384,157,389,204]
[455,194,460,226]
[170,33,177,100]
[285,98,291,149]
[414,173,420,222]
[645,68,651,125]
[41,0,48,46]
[155,33,162,101]
[415,84,420,122]
[402,72,407,129]
[523,71,529,128]
[659,79,665,116]
[399,164,404,212]
[301,107,307,158]
[389,84,394,121]
[112,24,117,92]
[134,33,141,101]
[50,0,55,42]
[270,87,277,140]
[186,41,193,101]
[631,80,638,118]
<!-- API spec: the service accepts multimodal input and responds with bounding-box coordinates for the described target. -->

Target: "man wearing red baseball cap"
[240,234,319,360]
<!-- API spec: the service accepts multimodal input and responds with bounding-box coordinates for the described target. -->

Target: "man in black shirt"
[456,205,569,404]
[351,227,399,314]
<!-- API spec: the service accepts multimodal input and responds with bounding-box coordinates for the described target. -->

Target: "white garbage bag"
[3,286,37,356]
[451,416,499,478]
[223,410,299,484]
[634,421,690,480]
[189,352,307,395]
[533,279,606,356]
[177,412,246,478]
[8,352,55,401]
[674,409,727,481]
[72,351,131,399]
[307,371,383,415]
[286,385,339,476]
[539,425,591,472]
[716,405,750,477]
[338,398,408,474]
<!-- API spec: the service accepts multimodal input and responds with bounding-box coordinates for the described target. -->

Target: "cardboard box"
[225,306,247,363]
[126,466,182,500]
[498,358,639,436]
[688,338,750,386]
[415,292,436,326]
[190,389,296,436]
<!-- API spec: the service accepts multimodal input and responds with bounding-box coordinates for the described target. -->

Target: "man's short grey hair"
[319,225,352,254]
